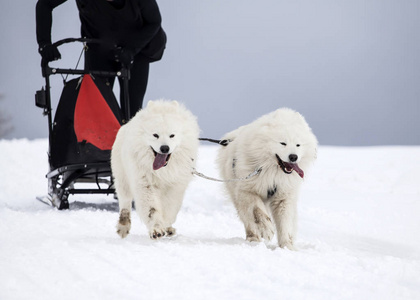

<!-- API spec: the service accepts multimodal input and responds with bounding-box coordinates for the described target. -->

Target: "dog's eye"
[296,144,301,147]
[280,142,287,146]
[170,134,175,138]
[153,134,159,139]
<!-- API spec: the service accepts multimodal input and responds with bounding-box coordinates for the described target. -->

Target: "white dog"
[217,108,317,250]
[111,100,199,239]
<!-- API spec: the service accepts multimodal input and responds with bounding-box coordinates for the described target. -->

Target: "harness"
[192,167,262,183]
[198,138,231,146]
[193,137,261,182]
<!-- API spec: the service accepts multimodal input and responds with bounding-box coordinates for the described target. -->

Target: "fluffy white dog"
[111,100,199,239]
[217,108,317,250]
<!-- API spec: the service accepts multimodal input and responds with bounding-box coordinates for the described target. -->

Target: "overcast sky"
[0,0,419,146]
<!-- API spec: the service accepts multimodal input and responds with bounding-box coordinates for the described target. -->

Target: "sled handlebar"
[41,38,120,69]
[39,37,132,126]
[41,37,129,76]
[51,37,116,49]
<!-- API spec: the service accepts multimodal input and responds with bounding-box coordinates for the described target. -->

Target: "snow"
[1,139,420,300]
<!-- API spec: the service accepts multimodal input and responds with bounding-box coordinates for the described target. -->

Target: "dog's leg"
[235,189,275,242]
[269,197,298,250]
[160,185,187,237]
[116,200,132,239]
[115,174,133,239]
[133,181,166,239]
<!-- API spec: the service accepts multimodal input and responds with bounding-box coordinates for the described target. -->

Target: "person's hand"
[114,47,134,68]
[38,43,61,62]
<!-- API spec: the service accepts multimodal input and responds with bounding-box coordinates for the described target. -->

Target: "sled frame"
[36,38,129,209]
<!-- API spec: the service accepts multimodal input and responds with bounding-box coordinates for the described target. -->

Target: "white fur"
[111,100,199,239]
[217,108,318,250]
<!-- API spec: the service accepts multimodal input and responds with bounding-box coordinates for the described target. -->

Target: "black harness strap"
[199,138,231,146]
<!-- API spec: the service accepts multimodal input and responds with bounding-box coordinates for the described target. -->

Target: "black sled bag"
[49,75,122,169]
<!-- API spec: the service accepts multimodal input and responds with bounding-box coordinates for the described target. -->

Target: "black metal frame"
[36,38,129,209]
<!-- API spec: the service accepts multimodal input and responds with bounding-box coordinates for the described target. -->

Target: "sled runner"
[35,38,130,209]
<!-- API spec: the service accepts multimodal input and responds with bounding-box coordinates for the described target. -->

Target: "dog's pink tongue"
[292,164,304,178]
[153,153,168,170]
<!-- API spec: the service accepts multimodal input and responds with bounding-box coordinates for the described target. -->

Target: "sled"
[35,38,130,209]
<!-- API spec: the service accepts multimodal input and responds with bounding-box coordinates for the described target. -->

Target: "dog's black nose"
[160,145,170,154]
[289,154,298,162]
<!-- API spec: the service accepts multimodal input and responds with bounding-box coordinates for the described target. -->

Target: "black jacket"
[36,0,162,51]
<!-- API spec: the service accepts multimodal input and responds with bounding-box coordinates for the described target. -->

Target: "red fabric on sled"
[74,75,121,150]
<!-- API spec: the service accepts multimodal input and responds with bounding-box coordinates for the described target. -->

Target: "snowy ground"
[1,139,419,300]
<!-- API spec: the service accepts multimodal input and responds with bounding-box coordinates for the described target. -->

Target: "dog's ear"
[147,100,156,109]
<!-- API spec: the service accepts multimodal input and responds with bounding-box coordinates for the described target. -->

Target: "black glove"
[38,43,61,62]
[114,47,135,67]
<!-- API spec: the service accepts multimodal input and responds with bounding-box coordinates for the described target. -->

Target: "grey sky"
[0,0,419,145]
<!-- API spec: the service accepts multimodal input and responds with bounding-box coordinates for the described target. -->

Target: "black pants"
[85,45,150,120]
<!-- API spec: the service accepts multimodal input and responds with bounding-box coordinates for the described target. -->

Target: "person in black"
[36,0,166,119]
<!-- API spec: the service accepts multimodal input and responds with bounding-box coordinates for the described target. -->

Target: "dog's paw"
[252,206,275,241]
[246,231,261,243]
[279,241,297,251]
[278,235,297,251]
[117,209,131,239]
[149,226,177,239]
[149,227,166,239]
[165,226,176,237]
[117,224,130,238]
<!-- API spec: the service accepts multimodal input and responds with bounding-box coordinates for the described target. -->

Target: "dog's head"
[148,130,181,170]
[274,141,305,178]
[137,100,199,171]
[259,108,318,178]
